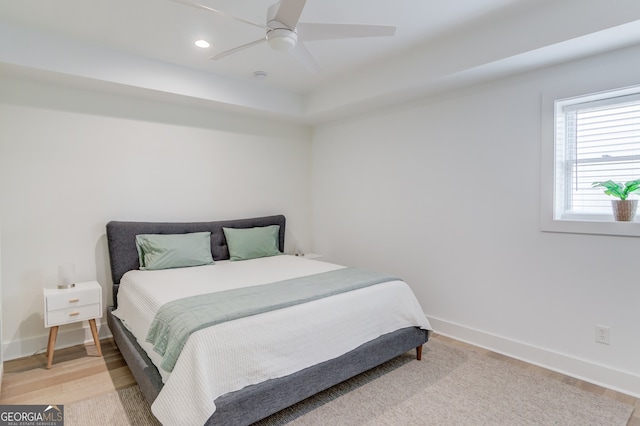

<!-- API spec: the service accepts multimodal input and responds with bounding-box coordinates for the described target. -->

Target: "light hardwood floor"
[1,334,638,425]
[0,338,135,406]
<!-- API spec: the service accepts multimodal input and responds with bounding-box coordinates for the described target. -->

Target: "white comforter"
[112,255,431,425]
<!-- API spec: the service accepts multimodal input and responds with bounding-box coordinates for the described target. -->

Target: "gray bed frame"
[105,214,428,425]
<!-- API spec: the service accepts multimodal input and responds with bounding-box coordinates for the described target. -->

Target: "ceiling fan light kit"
[267,27,298,51]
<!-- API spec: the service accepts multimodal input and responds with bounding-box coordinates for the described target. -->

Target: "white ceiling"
[2,0,640,123]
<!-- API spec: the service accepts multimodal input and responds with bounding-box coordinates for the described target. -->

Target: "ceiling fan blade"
[209,38,266,60]
[273,0,307,29]
[170,0,269,30]
[291,41,320,73]
[298,23,395,41]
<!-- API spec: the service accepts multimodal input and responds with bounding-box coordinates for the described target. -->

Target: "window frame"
[541,84,640,237]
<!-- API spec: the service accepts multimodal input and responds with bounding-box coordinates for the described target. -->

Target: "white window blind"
[555,90,640,219]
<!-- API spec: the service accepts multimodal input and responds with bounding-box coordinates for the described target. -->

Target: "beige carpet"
[66,339,633,425]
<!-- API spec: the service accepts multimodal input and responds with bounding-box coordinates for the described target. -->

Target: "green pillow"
[223,225,281,261]
[135,232,214,270]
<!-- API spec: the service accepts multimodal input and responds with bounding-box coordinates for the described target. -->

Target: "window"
[541,85,640,236]
[555,89,640,220]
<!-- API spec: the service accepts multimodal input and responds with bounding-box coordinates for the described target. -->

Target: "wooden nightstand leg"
[89,319,102,357]
[46,326,59,369]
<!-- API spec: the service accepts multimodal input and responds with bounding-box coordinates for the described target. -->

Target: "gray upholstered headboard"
[106,215,286,306]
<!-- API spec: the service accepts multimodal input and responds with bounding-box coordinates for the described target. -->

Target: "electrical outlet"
[595,325,610,345]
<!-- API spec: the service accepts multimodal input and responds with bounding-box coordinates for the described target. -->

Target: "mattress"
[112,255,431,425]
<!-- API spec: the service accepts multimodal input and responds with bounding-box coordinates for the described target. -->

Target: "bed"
[105,214,430,425]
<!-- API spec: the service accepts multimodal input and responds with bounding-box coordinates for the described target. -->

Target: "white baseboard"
[3,319,112,362]
[428,316,640,398]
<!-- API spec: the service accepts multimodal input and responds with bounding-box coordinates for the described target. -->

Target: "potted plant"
[592,179,640,221]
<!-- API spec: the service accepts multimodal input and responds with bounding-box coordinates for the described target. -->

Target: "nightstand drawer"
[46,303,101,327]
[46,287,99,311]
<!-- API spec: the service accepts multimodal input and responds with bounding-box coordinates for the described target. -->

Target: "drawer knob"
[69,298,80,303]
[69,312,80,317]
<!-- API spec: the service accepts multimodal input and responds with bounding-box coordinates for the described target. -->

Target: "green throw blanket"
[146,267,398,372]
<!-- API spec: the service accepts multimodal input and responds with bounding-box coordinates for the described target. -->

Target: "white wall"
[0,76,312,360]
[311,44,640,396]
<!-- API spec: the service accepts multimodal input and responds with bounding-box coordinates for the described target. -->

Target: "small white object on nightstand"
[43,280,103,369]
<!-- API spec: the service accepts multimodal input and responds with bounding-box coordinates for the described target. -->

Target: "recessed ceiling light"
[195,40,210,48]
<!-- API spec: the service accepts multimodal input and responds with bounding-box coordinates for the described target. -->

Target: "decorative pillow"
[135,232,214,270]
[222,225,281,261]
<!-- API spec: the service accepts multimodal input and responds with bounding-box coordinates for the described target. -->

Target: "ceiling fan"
[171,0,396,72]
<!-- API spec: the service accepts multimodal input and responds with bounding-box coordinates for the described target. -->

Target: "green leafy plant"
[591,179,640,200]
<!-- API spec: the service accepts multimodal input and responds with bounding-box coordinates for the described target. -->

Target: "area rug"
[65,384,160,426]
[66,339,633,425]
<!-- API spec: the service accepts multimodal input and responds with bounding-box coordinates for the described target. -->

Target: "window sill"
[541,217,640,237]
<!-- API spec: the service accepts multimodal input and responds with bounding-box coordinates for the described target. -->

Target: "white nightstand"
[43,281,103,369]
